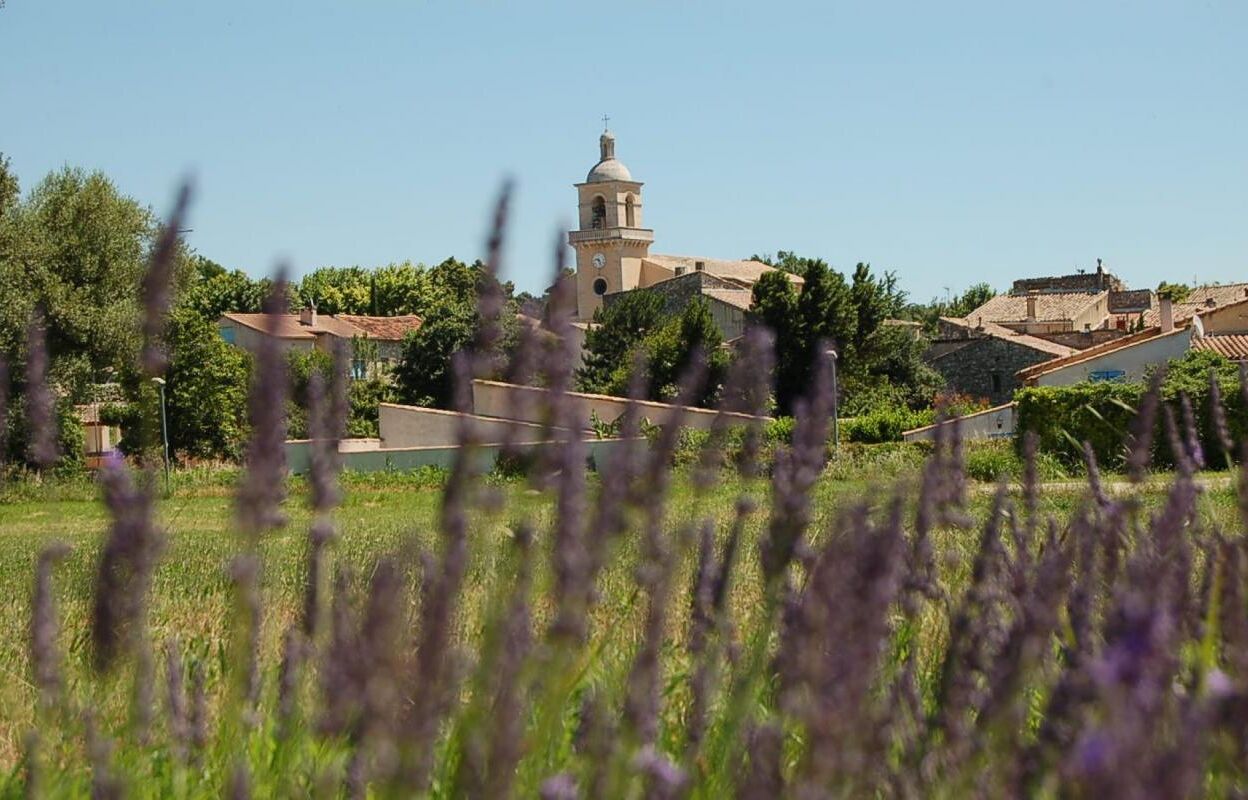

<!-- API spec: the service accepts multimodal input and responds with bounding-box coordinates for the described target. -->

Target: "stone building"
[567,128,800,330]
[962,261,1146,344]
[927,318,1075,405]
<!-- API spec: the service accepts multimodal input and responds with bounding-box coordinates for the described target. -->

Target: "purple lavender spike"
[140,181,192,377]
[31,542,70,708]
[539,773,579,800]
[164,639,189,761]
[1209,370,1233,457]
[24,309,56,469]
[236,273,290,536]
[1179,392,1205,470]
[91,452,163,671]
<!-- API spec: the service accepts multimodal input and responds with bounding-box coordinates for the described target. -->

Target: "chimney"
[1159,295,1173,333]
[694,260,705,272]
[299,304,317,327]
[1025,292,1037,323]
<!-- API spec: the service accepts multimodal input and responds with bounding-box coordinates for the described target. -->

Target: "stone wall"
[1036,329,1126,350]
[602,270,747,338]
[1011,269,1124,295]
[929,338,1057,406]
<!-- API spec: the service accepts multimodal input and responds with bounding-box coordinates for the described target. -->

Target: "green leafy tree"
[393,306,477,408]
[297,266,373,315]
[577,291,667,395]
[1156,281,1193,303]
[164,309,251,460]
[637,298,729,405]
[0,166,174,397]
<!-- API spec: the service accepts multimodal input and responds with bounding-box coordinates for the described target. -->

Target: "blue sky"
[2,2,1245,300]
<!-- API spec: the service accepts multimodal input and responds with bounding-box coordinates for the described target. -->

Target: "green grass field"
[0,465,1241,795]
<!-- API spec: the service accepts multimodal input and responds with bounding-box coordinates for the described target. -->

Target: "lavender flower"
[163,639,190,763]
[236,274,290,536]
[1126,370,1164,481]
[23,309,56,469]
[760,346,835,582]
[539,772,579,800]
[139,181,192,377]
[1209,370,1233,458]
[1179,392,1205,470]
[738,721,785,800]
[30,542,70,708]
[91,453,163,671]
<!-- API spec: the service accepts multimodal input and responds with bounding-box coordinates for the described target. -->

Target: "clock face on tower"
[592,252,606,269]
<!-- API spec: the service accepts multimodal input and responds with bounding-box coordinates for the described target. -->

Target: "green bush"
[963,440,1069,483]
[1016,351,1245,470]
[841,405,934,444]
[1015,382,1144,468]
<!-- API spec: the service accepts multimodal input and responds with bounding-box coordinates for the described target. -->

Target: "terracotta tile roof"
[337,315,422,340]
[1192,334,1248,360]
[645,255,804,287]
[1142,283,1248,326]
[221,312,421,341]
[964,291,1107,325]
[937,317,1076,358]
[1015,322,1192,381]
[701,288,754,311]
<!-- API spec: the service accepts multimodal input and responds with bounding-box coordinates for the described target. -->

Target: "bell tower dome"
[569,126,654,320]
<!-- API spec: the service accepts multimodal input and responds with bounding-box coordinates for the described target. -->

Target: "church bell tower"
[569,127,654,320]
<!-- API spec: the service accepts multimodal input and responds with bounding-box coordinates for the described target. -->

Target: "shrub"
[1015,382,1144,468]
[841,405,934,444]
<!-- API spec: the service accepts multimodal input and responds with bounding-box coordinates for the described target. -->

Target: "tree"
[639,298,728,405]
[0,153,18,220]
[576,291,667,395]
[179,267,274,321]
[1156,281,1193,303]
[393,306,477,408]
[163,309,251,460]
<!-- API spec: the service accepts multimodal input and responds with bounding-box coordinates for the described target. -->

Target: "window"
[591,196,606,229]
[625,194,635,227]
[593,278,608,296]
[220,326,236,344]
[991,372,1002,394]
[352,359,367,380]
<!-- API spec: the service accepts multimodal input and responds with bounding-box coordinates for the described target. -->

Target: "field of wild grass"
[0,466,1242,796]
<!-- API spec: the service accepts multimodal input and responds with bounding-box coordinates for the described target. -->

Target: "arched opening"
[625,195,635,227]
[593,278,608,296]
[591,196,606,230]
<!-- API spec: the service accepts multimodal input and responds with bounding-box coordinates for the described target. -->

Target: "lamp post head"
[151,377,166,386]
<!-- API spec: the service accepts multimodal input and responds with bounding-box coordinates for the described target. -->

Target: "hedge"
[1015,351,1245,470]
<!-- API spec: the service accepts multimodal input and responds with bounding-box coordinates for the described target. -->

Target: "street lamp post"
[827,348,839,455]
[152,377,170,494]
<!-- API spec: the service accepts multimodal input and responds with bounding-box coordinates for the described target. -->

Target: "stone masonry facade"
[929,338,1057,406]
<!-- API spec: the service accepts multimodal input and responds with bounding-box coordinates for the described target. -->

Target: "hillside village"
[0,131,1245,472]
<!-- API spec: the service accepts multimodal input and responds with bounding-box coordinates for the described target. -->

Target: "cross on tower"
[602,114,610,131]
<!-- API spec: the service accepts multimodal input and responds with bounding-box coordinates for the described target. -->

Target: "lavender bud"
[140,181,192,376]
[30,542,70,708]
[236,273,290,536]
[23,309,56,469]
[164,639,189,760]
[539,772,579,800]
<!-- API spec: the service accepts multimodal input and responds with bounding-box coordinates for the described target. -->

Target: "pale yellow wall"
[470,380,769,431]
[903,404,1015,442]
[379,403,566,448]
[1035,328,1193,387]
[218,320,315,354]
[1201,302,1248,334]
[639,259,674,287]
